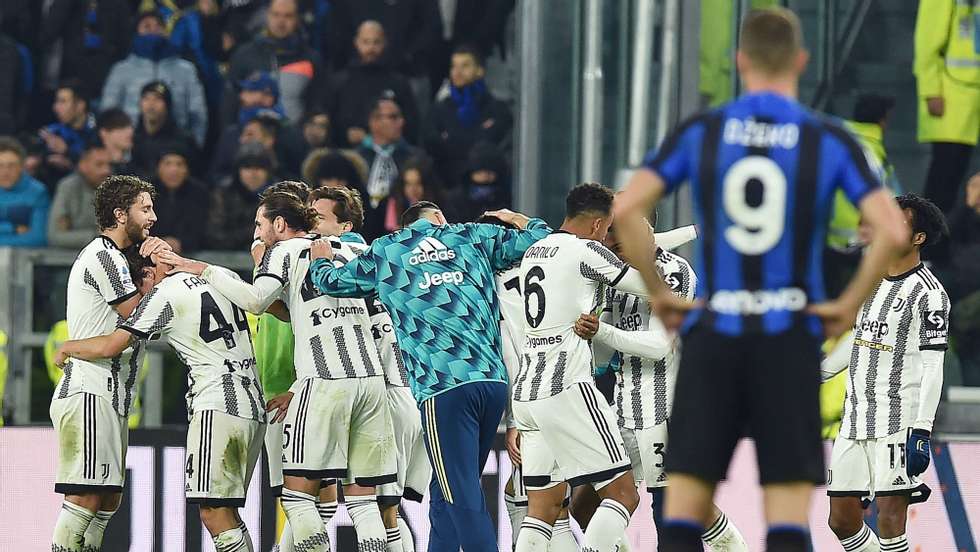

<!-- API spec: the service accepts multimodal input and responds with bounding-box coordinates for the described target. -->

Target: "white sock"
[345,495,387,552]
[397,515,415,552]
[839,524,881,552]
[550,517,577,552]
[213,523,254,552]
[616,536,631,552]
[701,511,748,551]
[879,534,909,552]
[582,499,631,552]
[53,501,95,551]
[281,488,329,552]
[80,509,114,552]
[317,500,338,528]
[516,516,553,552]
[506,495,529,547]
[386,525,403,552]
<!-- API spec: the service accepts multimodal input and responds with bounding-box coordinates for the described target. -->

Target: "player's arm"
[914,289,950,432]
[266,300,291,322]
[614,169,670,298]
[477,210,553,270]
[588,316,672,361]
[55,329,134,365]
[654,225,698,251]
[820,331,854,382]
[309,238,378,298]
[158,251,284,314]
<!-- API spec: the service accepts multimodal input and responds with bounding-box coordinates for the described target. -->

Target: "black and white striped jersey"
[120,270,266,422]
[257,235,384,381]
[512,232,648,402]
[841,263,949,440]
[57,236,144,416]
[367,296,409,388]
[496,265,525,385]
[605,248,696,429]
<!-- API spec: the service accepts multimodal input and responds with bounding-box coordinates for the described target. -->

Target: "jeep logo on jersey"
[861,319,889,339]
[418,270,464,290]
[409,237,457,265]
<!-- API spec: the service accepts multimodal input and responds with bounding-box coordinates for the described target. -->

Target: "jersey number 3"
[722,155,786,255]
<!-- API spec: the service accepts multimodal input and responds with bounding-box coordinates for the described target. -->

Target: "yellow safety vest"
[914,0,980,144]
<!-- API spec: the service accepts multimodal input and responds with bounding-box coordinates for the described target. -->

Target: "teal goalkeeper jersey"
[309,218,552,402]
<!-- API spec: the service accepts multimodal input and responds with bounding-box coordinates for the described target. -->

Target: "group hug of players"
[48,7,948,552]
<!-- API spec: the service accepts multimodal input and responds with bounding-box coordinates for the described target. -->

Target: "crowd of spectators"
[0,0,516,250]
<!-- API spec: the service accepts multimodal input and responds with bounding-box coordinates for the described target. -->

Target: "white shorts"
[508,462,527,505]
[265,419,284,489]
[50,393,129,494]
[621,423,669,491]
[282,376,397,485]
[378,386,431,504]
[186,410,265,506]
[828,427,925,500]
[513,382,631,491]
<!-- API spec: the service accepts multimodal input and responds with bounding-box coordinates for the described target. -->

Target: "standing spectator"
[914,0,980,213]
[47,143,112,249]
[40,0,132,101]
[450,142,511,222]
[426,44,513,187]
[151,147,209,254]
[96,108,135,175]
[131,81,199,178]
[100,9,208,145]
[208,145,277,250]
[223,0,324,125]
[355,94,423,240]
[39,81,97,173]
[325,21,420,147]
[431,1,516,94]
[300,109,331,153]
[212,113,303,183]
[168,0,225,114]
[0,32,25,136]
[382,155,446,232]
[0,137,49,247]
[301,148,370,203]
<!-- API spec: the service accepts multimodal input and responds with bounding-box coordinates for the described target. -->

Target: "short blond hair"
[739,8,804,75]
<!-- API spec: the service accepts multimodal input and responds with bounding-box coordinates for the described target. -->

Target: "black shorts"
[665,321,825,485]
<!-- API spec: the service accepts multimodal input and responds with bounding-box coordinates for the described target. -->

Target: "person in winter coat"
[151,146,209,254]
[382,154,448,233]
[131,81,200,178]
[100,9,208,145]
[0,137,49,247]
[425,45,512,187]
[449,142,511,223]
[208,145,277,250]
[301,147,369,199]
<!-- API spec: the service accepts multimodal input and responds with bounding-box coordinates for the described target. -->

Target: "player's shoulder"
[912,264,948,297]
[76,236,123,264]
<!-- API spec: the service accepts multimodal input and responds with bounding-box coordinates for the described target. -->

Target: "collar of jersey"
[885,262,924,282]
[409,219,435,230]
[100,234,123,251]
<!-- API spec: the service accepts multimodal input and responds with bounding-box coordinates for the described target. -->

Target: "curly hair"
[259,191,318,232]
[94,175,156,231]
[896,193,949,248]
[309,186,365,232]
[566,182,614,219]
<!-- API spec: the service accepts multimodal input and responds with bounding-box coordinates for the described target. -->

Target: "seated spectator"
[355,94,423,239]
[301,109,332,153]
[47,143,111,249]
[132,81,199,178]
[151,147,209,254]
[325,21,420,147]
[382,155,446,232]
[96,108,135,175]
[450,142,511,222]
[213,113,302,184]
[302,147,369,194]
[237,72,287,125]
[208,145,277,250]
[40,0,132,101]
[39,80,97,178]
[0,137,49,247]
[223,0,323,125]
[100,9,208,145]
[426,44,513,187]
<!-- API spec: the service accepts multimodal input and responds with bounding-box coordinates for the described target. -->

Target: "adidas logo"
[893,475,906,485]
[409,237,456,265]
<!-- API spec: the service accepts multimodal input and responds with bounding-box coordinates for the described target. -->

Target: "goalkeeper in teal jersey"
[308,201,551,552]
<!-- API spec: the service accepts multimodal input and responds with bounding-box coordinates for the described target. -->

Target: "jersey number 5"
[722,155,786,255]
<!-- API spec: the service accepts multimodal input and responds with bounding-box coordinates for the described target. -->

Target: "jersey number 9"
[722,155,786,255]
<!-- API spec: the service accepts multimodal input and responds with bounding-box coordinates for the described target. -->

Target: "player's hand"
[808,300,859,339]
[907,429,931,478]
[574,314,600,339]
[266,392,294,424]
[505,427,521,466]
[649,289,697,333]
[139,236,173,257]
[925,96,944,117]
[310,238,335,261]
[483,209,531,230]
[157,250,208,275]
[54,347,70,368]
[250,238,266,266]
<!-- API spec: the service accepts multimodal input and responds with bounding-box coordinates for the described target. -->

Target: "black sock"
[658,520,705,552]
[766,525,808,552]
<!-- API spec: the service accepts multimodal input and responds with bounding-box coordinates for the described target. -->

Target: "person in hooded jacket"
[151,145,209,254]
[130,81,200,178]
[208,144,278,250]
[450,142,512,223]
[382,154,448,233]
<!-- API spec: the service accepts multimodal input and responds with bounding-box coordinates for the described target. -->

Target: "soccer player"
[612,8,908,552]
[55,250,267,552]
[511,183,651,552]
[822,194,949,552]
[307,201,551,552]
[572,221,748,551]
[161,192,396,552]
[49,174,168,552]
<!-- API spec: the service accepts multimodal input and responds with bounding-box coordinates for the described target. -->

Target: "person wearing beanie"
[100,9,208,145]
[450,142,512,223]
[425,44,512,186]
[208,144,278,250]
[151,146,210,254]
[131,80,200,179]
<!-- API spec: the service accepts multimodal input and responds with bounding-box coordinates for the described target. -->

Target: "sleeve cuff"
[119,325,150,339]
[920,343,948,351]
[107,289,139,306]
